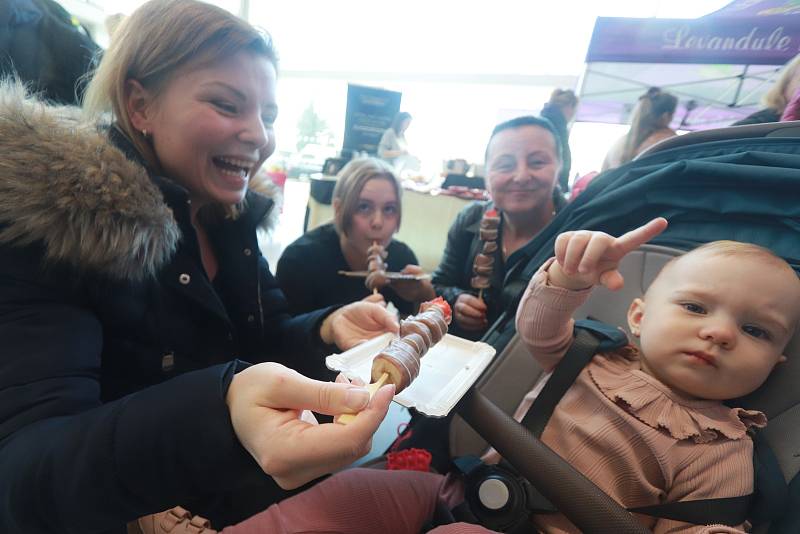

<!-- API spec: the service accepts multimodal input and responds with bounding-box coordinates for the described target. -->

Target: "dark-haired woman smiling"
[433,116,565,339]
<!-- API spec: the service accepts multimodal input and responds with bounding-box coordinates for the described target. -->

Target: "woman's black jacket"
[0,85,334,532]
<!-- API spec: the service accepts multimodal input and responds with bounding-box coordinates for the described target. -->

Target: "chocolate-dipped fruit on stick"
[338,297,452,424]
[365,241,388,294]
[472,208,500,300]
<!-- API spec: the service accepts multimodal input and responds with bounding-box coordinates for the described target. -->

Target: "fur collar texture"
[0,81,277,280]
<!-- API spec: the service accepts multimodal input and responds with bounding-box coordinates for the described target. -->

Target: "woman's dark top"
[432,197,564,340]
[276,223,419,317]
[432,202,523,340]
[0,94,335,532]
[731,108,781,126]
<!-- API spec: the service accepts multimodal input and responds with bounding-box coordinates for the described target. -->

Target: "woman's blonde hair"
[621,87,678,165]
[332,157,402,236]
[762,54,800,113]
[82,0,276,185]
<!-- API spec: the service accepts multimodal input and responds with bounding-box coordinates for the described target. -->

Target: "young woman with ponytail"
[602,87,678,171]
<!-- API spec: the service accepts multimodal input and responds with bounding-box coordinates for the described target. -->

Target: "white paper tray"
[325,332,496,417]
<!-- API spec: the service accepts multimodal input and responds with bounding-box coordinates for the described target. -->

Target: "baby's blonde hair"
[649,240,797,298]
[681,240,790,269]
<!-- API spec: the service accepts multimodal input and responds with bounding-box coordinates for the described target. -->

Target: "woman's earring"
[141,129,148,138]
[630,327,640,337]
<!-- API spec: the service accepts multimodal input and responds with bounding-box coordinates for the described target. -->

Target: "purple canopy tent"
[578,0,800,130]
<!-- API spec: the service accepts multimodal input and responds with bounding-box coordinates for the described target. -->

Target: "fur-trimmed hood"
[0,81,278,280]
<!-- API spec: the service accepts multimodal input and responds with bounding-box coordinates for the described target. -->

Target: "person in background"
[433,116,565,340]
[733,54,800,126]
[540,88,578,193]
[602,87,678,171]
[0,0,100,105]
[277,157,435,317]
[0,1,398,531]
[378,111,412,165]
[780,85,800,122]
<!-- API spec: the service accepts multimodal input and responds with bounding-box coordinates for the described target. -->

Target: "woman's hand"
[454,293,488,331]
[391,265,436,303]
[320,301,399,350]
[361,293,387,307]
[226,363,394,490]
[549,218,668,291]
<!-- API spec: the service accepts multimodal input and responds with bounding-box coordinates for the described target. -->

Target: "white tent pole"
[239,0,250,21]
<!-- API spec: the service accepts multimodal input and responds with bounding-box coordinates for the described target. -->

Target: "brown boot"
[128,506,218,534]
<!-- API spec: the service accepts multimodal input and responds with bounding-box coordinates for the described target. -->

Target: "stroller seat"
[451,245,800,532]
[443,123,800,532]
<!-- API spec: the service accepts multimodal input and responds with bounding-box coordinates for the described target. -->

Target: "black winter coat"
[0,86,333,532]
[432,199,565,341]
[432,202,517,340]
[276,222,419,317]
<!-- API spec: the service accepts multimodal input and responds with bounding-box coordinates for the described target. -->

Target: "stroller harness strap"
[498,321,753,527]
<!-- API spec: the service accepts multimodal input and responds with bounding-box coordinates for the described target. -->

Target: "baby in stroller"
[205,217,799,534]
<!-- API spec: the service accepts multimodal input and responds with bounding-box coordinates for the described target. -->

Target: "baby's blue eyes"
[682,302,706,314]
[743,325,770,340]
[681,302,771,340]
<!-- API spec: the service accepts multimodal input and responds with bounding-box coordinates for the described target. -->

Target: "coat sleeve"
[0,245,259,533]
[275,241,318,316]
[432,203,482,311]
[256,255,337,381]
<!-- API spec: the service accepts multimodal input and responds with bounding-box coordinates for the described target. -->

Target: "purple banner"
[587,16,800,65]
[706,0,800,18]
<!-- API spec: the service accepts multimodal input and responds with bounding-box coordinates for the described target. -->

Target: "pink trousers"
[220,468,498,534]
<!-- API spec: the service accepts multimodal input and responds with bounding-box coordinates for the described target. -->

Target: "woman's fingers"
[268,384,395,489]
[362,293,386,305]
[456,297,486,319]
[363,302,400,334]
[262,366,372,416]
[400,264,423,275]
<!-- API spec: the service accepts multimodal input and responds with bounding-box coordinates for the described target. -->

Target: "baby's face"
[628,252,800,400]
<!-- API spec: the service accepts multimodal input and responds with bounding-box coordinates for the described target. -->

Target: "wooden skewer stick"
[370,241,380,295]
[337,372,389,425]
[478,288,484,301]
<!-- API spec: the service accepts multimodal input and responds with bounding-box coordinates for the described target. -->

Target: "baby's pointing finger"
[614,218,668,255]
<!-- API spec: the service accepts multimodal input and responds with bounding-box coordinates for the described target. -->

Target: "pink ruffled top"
[590,345,766,444]
[498,260,766,534]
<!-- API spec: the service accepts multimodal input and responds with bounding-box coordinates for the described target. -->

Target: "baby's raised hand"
[549,218,668,291]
